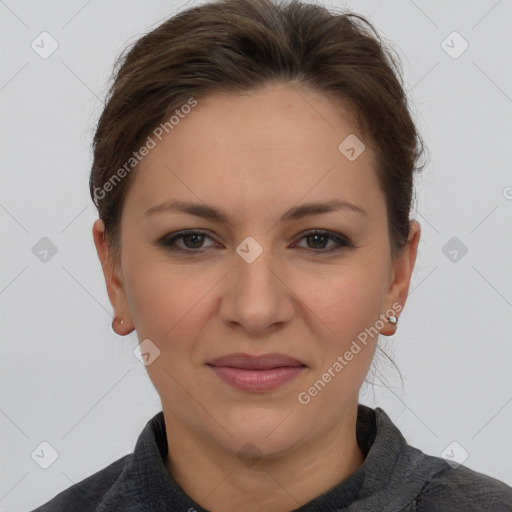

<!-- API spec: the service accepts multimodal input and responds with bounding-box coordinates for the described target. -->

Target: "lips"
[206,352,307,392]
[206,352,306,370]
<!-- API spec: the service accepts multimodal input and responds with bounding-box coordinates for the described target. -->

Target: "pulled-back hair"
[90,0,426,263]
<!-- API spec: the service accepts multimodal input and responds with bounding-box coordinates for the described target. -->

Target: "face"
[94,82,420,458]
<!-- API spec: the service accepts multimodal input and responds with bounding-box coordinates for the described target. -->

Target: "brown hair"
[90,0,427,264]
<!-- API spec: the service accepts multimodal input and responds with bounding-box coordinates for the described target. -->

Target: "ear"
[92,219,134,336]
[380,220,421,336]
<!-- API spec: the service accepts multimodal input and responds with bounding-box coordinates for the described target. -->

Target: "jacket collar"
[97,404,446,511]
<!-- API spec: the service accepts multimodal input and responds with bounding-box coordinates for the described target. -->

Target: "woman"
[32,0,512,510]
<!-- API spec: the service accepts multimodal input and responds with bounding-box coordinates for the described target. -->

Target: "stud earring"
[387,315,398,325]
[112,317,125,332]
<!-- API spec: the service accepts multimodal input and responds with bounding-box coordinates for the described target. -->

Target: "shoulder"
[413,456,512,511]
[30,411,168,511]
[30,454,130,512]
[368,407,512,511]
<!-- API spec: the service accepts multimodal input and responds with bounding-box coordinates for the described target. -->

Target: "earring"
[387,315,398,325]
[112,316,125,332]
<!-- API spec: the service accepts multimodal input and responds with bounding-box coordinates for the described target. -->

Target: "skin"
[93,82,420,512]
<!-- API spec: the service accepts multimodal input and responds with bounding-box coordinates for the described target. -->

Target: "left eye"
[293,230,352,251]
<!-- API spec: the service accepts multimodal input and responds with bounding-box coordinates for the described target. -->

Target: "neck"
[163,404,365,512]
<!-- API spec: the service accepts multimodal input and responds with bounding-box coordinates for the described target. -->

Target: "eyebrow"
[144,198,367,224]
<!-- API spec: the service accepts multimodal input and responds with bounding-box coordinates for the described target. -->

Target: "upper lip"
[207,352,306,370]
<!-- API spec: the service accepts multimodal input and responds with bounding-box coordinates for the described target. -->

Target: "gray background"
[1,0,511,510]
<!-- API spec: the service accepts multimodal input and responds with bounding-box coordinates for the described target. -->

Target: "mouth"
[206,352,307,392]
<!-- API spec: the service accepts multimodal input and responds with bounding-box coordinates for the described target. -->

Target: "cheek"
[302,265,386,345]
[122,248,205,340]
[296,271,384,408]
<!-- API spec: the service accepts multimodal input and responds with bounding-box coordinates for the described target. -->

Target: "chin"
[212,405,306,457]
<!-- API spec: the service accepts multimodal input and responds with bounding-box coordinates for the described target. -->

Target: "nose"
[218,241,295,336]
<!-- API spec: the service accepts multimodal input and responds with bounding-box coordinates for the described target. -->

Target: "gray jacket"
[31,404,512,511]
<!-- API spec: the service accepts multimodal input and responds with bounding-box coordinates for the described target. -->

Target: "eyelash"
[156,229,353,255]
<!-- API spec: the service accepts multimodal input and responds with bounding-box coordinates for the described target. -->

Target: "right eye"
[157,230,219,254]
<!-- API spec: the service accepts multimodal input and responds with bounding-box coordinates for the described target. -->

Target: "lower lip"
[208,365,306,392]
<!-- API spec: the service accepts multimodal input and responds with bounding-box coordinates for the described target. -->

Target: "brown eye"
[158,230,216,253]
[180,233,206,249]
[294,230,352,252]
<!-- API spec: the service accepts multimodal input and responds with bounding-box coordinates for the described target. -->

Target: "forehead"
[125,83,383,221]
